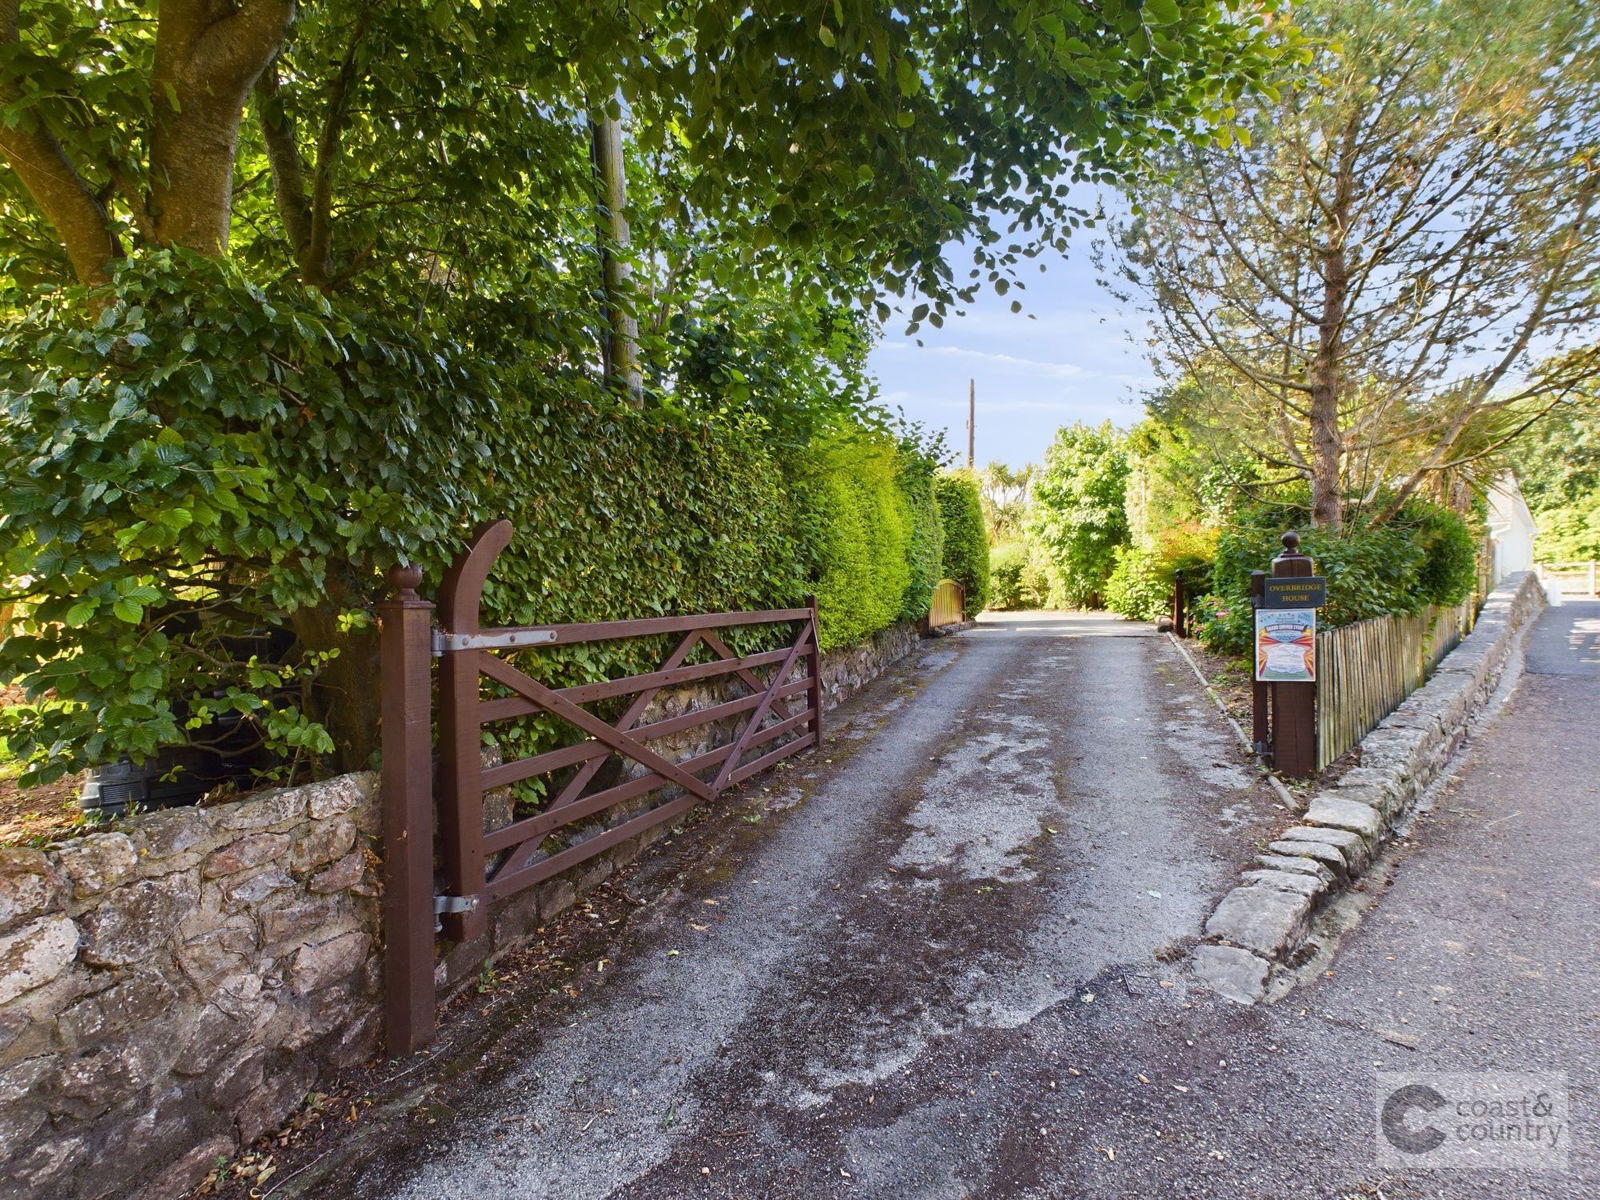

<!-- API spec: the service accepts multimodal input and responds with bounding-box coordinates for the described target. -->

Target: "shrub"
[935,471,990,615]
[1103,546,1170,622]
[1196,493,1481,654]
[793,432,914,650]
[988,542,1030,610]
[1104,524,1219,622]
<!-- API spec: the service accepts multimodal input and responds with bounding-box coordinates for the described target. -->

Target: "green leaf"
[895,57,921,97]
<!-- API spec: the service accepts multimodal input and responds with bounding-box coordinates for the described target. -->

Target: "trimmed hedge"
[935,471,990,616]
[794,432,915,651]
[895,439,946,624]
[0,256,935,783]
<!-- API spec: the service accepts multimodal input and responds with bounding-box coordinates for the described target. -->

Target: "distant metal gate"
[378,520,821,1053]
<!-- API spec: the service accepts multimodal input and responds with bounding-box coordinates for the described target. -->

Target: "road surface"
[300,605,1596,1198]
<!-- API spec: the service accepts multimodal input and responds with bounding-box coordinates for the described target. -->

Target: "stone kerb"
[1195,572,1546,1004]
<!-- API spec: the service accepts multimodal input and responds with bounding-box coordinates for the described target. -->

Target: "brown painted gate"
[379,520,821,1054]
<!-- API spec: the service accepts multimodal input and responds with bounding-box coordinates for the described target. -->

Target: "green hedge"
[1196,495,1480,654]
[935,471,990,615]
[794,432,918,651]
[0,256,934,785]
[895,439,946,624]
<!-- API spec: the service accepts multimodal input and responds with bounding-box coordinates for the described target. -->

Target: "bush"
[988,542,1030,610]
[1104,524,1219,623]
[793,432,914,650]
[1196,493,1481,654]
[935,471,990,615]
[1103,546,1170,622]
[0,256,813,783]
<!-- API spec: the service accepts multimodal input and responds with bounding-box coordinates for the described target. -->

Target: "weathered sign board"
[1261,575,1326,609]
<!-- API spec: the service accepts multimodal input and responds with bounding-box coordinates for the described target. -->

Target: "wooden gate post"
[805,594,823,746]
[379,565,437,1056]
[1269,533,1317,777]
[1249,570,1270,757]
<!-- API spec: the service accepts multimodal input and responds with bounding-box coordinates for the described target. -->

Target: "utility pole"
[967,378,975,469]
[590,111,643,408]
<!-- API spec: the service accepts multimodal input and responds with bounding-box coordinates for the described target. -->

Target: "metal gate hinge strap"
[434,895,481,915]
[431,629,558,655]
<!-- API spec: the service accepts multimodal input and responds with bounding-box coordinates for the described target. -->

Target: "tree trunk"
[590,112,644,406]
[148,0,294,255]
[289,598,382,776]
[1310,130,1357,530]
[0,0,118,284]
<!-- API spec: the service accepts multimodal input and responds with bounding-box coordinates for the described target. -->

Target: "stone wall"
[818,621,919,712]
[0,774,382,1200]
[1195,573,1547,1003]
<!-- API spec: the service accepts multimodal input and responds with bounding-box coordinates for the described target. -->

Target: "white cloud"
[878,343,1085,380]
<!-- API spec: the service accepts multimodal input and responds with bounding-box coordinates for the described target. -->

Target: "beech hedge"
[0,256,941,784]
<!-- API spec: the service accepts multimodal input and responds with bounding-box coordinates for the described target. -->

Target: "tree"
[2,1,1290,309]
[1108,0,1600,529]
[976,460,1033,542]
[0,0,1290,776]
[1508,393,1600,559]
[1027,422,1130,608]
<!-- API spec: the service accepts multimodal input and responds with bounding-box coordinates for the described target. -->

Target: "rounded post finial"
[388,563,424,599]
[1281,530,1301,554]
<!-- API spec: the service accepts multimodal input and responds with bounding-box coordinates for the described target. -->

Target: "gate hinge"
[431,628,559,656]
[433,894,481,915]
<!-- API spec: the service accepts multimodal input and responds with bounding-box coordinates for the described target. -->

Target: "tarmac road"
[311,604,1597,1199]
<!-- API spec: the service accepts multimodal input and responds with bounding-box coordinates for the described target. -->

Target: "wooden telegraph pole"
[967,378,975,469]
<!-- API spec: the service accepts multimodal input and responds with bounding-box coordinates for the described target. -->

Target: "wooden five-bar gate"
[380,520,822,1054]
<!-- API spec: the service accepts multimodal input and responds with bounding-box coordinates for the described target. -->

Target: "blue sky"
[868,224,1156,471]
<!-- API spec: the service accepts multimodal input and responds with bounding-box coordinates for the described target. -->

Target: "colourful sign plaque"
[1255,608,1316,682]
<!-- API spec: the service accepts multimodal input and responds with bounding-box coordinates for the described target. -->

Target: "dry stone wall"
[1194,573,1547,1003]
[0,773,382,1200]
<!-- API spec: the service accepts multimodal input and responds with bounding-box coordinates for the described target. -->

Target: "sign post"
[1253,532,1322,778]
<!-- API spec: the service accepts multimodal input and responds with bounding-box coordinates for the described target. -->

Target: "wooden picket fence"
[1314,600,1477,771]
